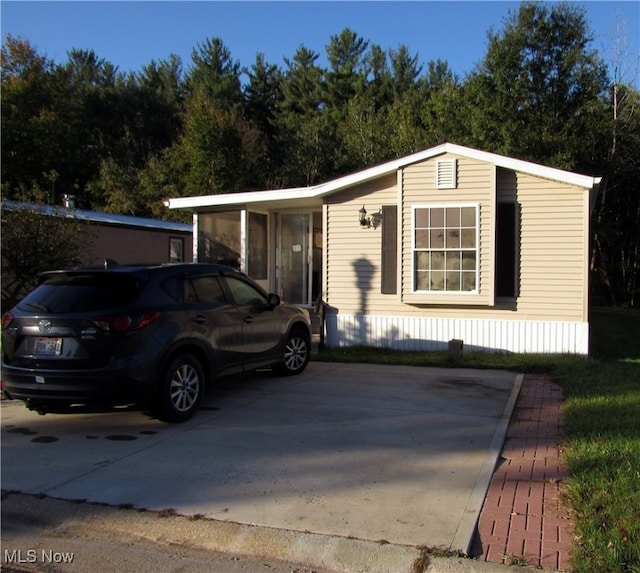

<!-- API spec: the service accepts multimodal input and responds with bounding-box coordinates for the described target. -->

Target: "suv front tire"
[274,328,310,376]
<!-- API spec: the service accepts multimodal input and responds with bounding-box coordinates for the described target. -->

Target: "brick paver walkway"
[473,374,575,571]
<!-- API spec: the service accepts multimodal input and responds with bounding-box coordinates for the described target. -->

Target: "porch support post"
[192,212,199,263]
[239,209,247,274]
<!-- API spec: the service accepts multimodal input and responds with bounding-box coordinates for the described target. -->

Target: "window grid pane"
[414,206,477,292]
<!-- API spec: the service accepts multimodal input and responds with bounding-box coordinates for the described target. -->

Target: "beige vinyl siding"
[401,154,495,305]
[514,172,587,321]
[324,174,398,314]
[323,156,588,324]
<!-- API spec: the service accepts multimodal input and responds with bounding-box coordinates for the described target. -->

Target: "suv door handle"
[243,315,254,324]
[191,315,206,325]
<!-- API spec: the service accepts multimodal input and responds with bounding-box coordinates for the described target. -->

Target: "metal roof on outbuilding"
[2,201,192,233]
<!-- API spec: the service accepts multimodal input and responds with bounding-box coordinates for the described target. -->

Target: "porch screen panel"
[248,212,267,280]
[279,213,309,304]
[197,211,241,268]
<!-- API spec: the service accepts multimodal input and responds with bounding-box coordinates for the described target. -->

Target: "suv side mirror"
[267,293,281,307]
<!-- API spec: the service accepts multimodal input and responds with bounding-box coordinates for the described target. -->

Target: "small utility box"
[448,339,464,361]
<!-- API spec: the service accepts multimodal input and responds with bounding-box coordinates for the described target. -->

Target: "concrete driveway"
[1,362,520,559]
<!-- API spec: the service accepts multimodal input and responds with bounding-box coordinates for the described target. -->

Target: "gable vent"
[436,159,457,189]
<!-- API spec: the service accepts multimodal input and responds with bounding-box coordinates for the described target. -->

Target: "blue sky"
[2,1,638,83]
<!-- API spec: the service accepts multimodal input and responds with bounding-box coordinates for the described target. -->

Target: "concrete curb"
[426,556,541,573]
[2,492,542,573]
[2,492,420,573]
[451,374,524,555]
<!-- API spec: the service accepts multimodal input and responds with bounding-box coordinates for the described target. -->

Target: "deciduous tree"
[463,1,609,170]
[1,197,93,311]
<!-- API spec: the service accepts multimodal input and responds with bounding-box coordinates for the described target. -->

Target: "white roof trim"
[165,186,316,210]
[165,143,602,210]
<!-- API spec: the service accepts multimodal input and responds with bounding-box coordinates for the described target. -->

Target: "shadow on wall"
[334,257,519,353]
[345,257,509,353]
[353,257,374,335]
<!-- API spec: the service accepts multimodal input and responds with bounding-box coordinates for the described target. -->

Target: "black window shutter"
[381,206,397,294]
[496,203,516,297]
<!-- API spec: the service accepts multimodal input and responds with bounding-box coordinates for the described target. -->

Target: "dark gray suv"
[1,263,312,422]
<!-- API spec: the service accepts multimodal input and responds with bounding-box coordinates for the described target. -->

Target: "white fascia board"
[307,143,601,194]
[165,147,449,210]
[165,142,601,210]
[312,144,450,196]
[443,143,602,189]
[165,187,314,210]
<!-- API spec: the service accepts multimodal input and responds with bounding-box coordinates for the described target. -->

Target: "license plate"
[34,337,63,356]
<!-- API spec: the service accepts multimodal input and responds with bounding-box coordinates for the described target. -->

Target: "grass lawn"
[561,308,640,573]
[318,306,640,573]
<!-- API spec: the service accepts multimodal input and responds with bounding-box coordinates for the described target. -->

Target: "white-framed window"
[169,237,184,263]
[412,204,479,293]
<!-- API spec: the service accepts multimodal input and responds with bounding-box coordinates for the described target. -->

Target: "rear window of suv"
[17,273,143,313]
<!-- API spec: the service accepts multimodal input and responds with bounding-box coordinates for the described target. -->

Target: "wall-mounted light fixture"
[359,205,383,229]
[359,205,371,227]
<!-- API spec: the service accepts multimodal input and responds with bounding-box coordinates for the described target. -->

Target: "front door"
[277,213,310,304]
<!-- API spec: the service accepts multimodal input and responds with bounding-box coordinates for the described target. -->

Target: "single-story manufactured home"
[165,143,601,355]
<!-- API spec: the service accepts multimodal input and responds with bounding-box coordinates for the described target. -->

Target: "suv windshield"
[18,273,142,313]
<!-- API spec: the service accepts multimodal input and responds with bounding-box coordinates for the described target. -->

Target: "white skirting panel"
[324,313,589,355]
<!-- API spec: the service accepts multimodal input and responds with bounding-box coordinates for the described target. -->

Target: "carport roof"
[164,142,602,211]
